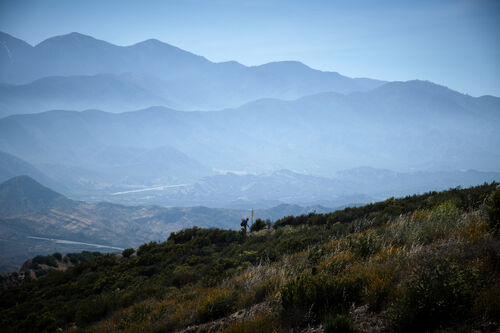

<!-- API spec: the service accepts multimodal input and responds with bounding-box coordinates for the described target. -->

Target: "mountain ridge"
[0,31,385,112]
[1,78,497,178]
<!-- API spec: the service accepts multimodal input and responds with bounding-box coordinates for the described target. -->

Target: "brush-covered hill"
[1,183,499,332]
[0,176,334,273]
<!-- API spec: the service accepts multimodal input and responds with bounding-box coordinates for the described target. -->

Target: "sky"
[1,0,499,96]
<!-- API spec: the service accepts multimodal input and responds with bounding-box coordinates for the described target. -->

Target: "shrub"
[319,251,355,275]
[348,232,380,258]
[473,279,500,319]
[456,219,488,243]
[386,201,462,245]
[273,216,296,229]
[252,278,279,303]
[117,303,152,330]
[417,201,461,243]
[280,273,363,325]
[32,255,58,267]
[122,248,135,258]
[324,313,354,333]
[75,294,117,326]
[487,188,500,233]
[197,289,238,322]
[344,262,395,311]
[388,258,481,332]
[429,200,460,222]
[250,218,269,232]
[52,252,62,261]
[66,251,102,264]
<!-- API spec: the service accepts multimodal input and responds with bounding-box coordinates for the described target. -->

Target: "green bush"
[253,278,279,303]
[324,314,354,333]
[32,255,58,267]
[348,232,379,258]
[417,201,461,244]
[388,258,481,332]
[487,188,500,233]
[118,304,152,329]
[280,273,363,324]
[75,294,117,326]
[66,251,102,265]
[250,218,269,232]
[273,216,296,228]
[429,201,459,222]
[122,248,135,258]
[198,291,238,322]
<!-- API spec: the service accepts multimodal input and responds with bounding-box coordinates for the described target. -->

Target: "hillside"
[1,183,499,332]
[0,176,334,273]
[0,175,72,216]
[0,31,384,112]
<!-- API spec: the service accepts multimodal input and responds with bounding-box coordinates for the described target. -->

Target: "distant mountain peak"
[67,31,91,38]
[35,32,112,48]
[136,38,164,45]
[377,80,454,94]
[256,60,313,71]
[129,37,192,52]
[0,175,62,199]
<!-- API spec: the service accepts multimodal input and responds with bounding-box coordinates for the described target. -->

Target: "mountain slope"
[1,183,498,332]
[0,175,71,216]
[0,176,335,273]
[0,31,384,111]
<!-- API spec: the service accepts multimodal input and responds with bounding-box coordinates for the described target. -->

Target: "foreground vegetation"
[1,183,499,332]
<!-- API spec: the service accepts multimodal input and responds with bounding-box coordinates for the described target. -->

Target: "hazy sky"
[1,0,499,96]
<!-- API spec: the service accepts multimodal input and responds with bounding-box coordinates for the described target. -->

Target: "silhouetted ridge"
[0,30,386,110]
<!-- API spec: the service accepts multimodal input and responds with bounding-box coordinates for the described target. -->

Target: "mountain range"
[1,79,498,181]
[0,31,384,114]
